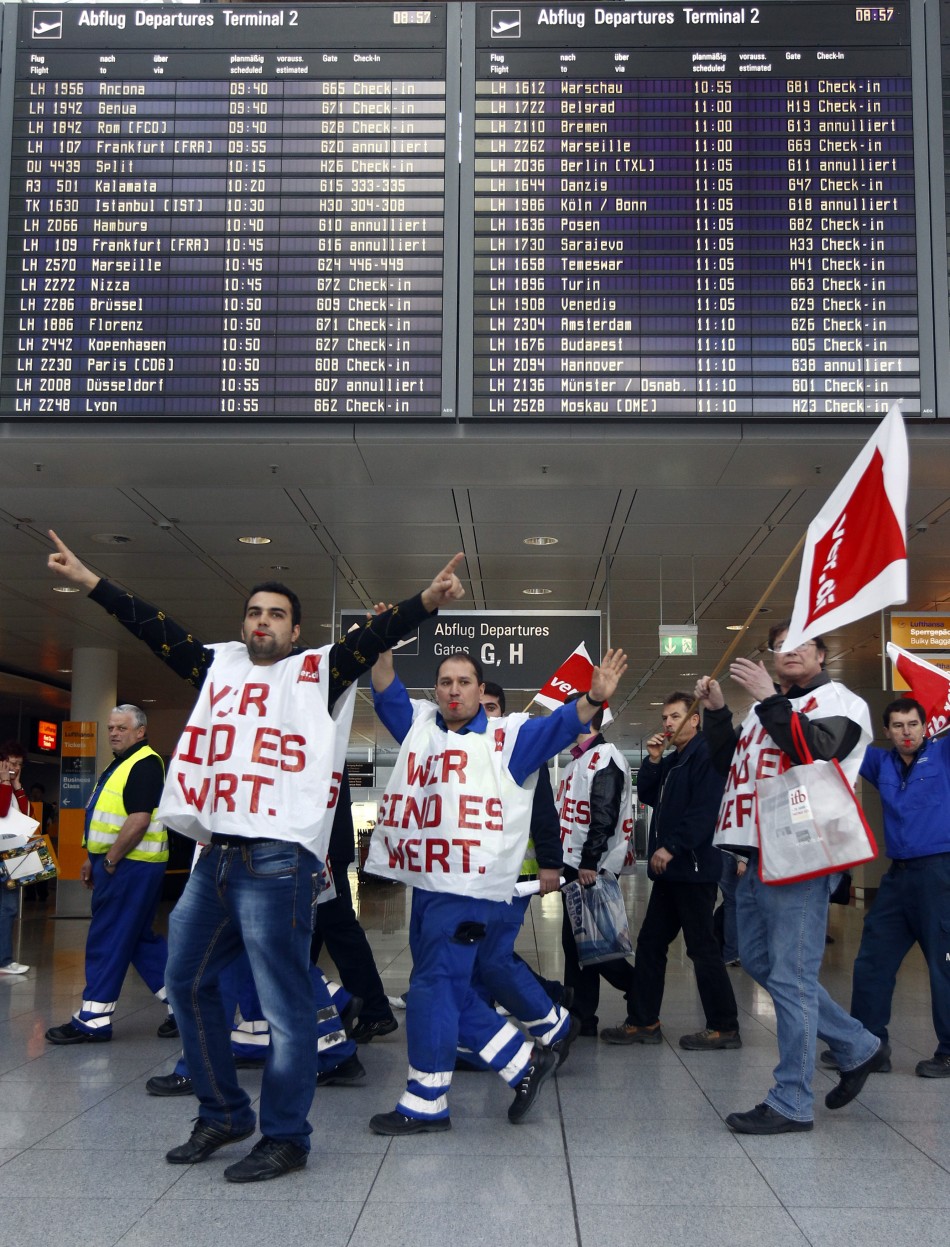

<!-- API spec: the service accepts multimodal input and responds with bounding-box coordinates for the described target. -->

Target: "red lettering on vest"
[213,773,237,812]
[178,725,207,765]
[458,794,484,830]
[485,797,503,832]
[453,838,479,871]
[755,748,786,780]
[238,684,269,717]
[385,835,405,868]
[209,683,232,716]
[243,773,275,813]
[404,838,421,871]
[177,772,210,811]
[405,753,432,786]
[589,752,600,769]
[425,839,450,871]
[442,749,468,783]
[251,726,281,767]
[328,771,341,808]
[281,735,306,773]
[494,727,506,753]
[209,724,235,765]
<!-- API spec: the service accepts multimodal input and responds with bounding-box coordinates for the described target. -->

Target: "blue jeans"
[0,886,19,965]
[719,853,740,963]
[850,854,950,1058]
[166,840,319,1149]
[738,867,879,1122]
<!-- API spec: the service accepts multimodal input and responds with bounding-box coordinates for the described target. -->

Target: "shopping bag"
[563,873,633,966]
[0,835,59,889]
[755,716,876,885]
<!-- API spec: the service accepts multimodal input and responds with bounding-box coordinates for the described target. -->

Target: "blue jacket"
[859,735,950,861]
[636,733,725,884]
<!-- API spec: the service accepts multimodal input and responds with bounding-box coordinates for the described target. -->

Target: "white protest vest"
[365,704,537,902]
[557,741,634,874]
[714,680,872,851]
[157,642,357,858]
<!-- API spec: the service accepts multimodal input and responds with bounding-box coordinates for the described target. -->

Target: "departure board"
[465,1,923,419]
[2,3,456,418]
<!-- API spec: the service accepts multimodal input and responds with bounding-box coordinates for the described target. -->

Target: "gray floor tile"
[117,1199,362,1247]
[164,1147,382,1202]
[789,1206,950,1247]
[369,1153,572,1205]
[576,1204,812,1247]
[0,1198,154,1247]
[755,1155,950,1207]
[0,1148,182,1201]
[570,1156,781,1206]
[348,1201,577,1247]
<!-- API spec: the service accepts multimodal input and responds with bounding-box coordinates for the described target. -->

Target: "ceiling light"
[523,536,558,546]
[649,701,664,706]
[57,667,72,673]
[52,585,80,594]
[238,536,271,545]
[522,587,552,595]
[270,564,289,571]
[725,624,744,631]
[141,698,157,704]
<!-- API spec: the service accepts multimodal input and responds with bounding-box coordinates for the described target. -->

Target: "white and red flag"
[533,642,613,725]
[782,405,908,652]
[885,643,950,737]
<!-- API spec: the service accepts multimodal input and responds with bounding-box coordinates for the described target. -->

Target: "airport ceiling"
[2,418,949,760]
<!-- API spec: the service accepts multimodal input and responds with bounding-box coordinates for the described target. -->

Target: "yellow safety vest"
[86,747,167,863]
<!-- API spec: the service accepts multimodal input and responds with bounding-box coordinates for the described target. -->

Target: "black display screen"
[3,2,454,418]
[465,1,923,419]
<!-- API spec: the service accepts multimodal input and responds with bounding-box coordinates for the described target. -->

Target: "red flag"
[534,642,594,710]
[782,406,908,651]
[885,643,950,737]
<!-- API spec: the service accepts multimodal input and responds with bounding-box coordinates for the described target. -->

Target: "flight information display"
[466,1,924,419]
[2,3,455,418]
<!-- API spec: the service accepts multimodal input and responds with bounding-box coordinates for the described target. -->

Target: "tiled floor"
[2,873,949,1247]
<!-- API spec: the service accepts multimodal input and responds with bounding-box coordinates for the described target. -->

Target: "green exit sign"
[658,626,698,657]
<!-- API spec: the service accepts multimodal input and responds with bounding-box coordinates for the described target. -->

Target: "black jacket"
[636,732,725,884]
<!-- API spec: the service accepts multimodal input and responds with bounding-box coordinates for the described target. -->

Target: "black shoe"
[350,1015,398,1044]
[820,1048,891,1074]
[916,1054,950,1078]
[146,1073,194,1097]
[508,1046,557,1123]
[726,1103,813,1134]
[577,1019,599,1038]
[233,1054,267,1070]
[317,1053,366,1087]
[45,1021,111,1046]
[224,1136,308,1183]
[157,1015,179,1040]
[825,1042,891,1109]
[550,1014,582,1070]
[370,1110,451,1136]
[166,1118,255,1164]
[338,994,364,1037]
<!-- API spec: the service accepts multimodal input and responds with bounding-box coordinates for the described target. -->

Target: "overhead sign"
[346,762,375,789]
[340,611,601,691]
[890,613,950,651]
[658,625,699,658]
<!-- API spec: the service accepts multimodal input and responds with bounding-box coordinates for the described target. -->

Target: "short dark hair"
[244,582,301,629]
[0,739,26,761]
[435,652,485,684]
[483,681,506,714]
[767,618,826,664]
[883,697,926,728]
[565,690,604,733]
[662,691,695,715]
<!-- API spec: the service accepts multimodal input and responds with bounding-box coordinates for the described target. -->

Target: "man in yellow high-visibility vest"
[46,705,172,1044]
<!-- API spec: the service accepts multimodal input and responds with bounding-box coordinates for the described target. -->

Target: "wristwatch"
[585,691,605,708]
[104,858,117,871]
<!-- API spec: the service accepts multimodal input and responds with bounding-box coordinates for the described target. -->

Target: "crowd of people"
[1,535,946,1179]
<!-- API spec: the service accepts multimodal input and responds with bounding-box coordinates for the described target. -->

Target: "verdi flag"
[885,643,950,737]
[782,405,908,652]
[534,642,613,725]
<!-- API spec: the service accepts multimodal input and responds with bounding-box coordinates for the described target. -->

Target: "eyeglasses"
[767,640,817,655]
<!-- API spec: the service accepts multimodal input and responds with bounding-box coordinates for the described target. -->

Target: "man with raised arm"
[47,531,464,1182]
[365,643,626,1134]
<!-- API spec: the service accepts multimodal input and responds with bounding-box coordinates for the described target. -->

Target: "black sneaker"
[550,1014,582,1070]
[224,1137,308,1183]
[166,1118,255,1164]
[146,1073,194,1097]
[316,1053,366,1087]
[825,1042,892,1110]
[508,1046,557,1123]
[157,1015,179,1039]
[916,1054,950,1078]
[369,1110,451,1136]
[45,1021,111,1045]
[350,1015,399,1044]
[726,1103,813,1134]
